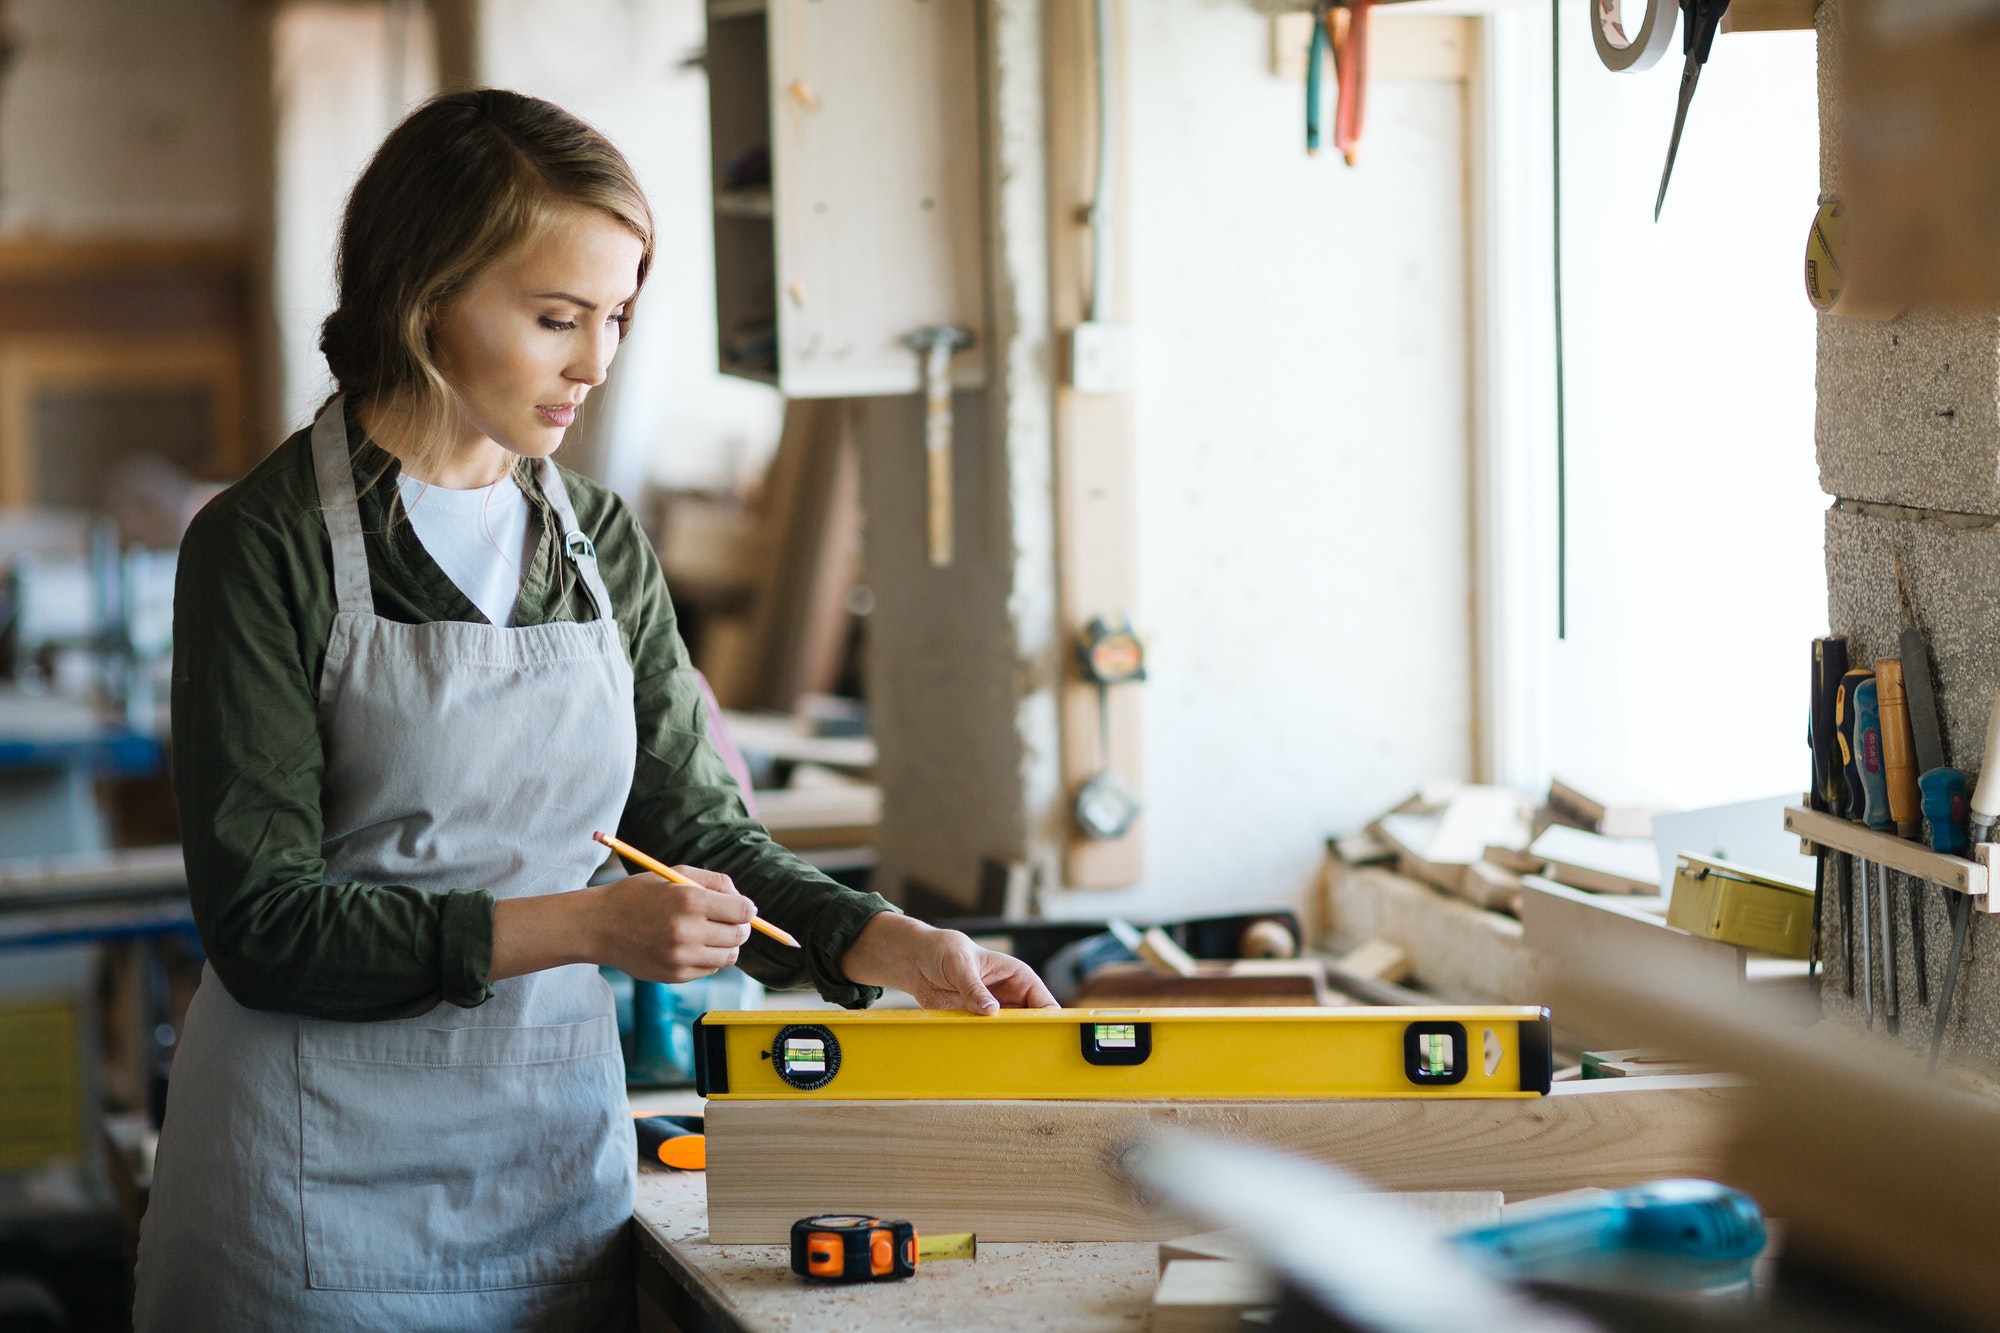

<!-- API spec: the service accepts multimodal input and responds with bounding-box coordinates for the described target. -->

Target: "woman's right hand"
[593,867,756,983]
[488,867,756,985]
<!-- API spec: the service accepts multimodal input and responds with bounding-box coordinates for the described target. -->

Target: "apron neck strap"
[535,457,616,622]
[310,396,374,617]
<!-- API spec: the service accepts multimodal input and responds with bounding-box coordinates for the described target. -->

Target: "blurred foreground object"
[1838,0,2000,307]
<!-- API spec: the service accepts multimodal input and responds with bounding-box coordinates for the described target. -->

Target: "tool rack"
[1783,805,2000,914]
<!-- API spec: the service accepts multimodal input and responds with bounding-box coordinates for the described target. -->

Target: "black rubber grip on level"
[1519,1009,1554,1094]
[693,1015,729,1096]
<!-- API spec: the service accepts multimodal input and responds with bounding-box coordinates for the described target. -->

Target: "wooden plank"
[704,1077,1748,1242]
[1319,862,1542,1006]
[767,0,985,396]
[1049,0,1142,889]
[1151,1260,1276,1332]
[1720,0,1817,30]
[1519,876,1743,988]
[1783,804,1987,902]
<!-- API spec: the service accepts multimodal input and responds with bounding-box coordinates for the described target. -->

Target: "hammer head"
[903,324,974,354]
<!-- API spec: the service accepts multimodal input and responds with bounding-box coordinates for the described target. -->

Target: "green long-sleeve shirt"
[171,409,893,1021]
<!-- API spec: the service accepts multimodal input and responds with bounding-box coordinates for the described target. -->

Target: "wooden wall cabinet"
[706,0,985,398]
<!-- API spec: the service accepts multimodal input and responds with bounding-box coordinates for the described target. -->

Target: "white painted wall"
[477,0,783,499]
[0,0,252,238]
[1057,2,1477,917]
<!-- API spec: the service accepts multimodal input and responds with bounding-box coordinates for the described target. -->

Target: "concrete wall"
[0,0,253,239]
[1051,2,1477,917]
[1813,0,2000,1064]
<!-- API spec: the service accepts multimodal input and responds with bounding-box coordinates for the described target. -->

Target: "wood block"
[1151,1259,1275,1333]
[1483,845,1546,875]
[1157,1230,1251,1275]
[1335,938,1412,984]
[1075,959,1329,1007]
[1520,875,1743,1003]
[1459,860,1524,915]
[704,1078,1748,1242]
[1321,862,1542,1006]
[1138,926,1199,977]
[1531,825,1660,896]
[1394,1189,1504,1233]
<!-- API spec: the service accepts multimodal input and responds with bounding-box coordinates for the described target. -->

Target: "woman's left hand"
[839,912,1057,1014]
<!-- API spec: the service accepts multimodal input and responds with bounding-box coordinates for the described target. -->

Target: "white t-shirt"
[397,473,533,627]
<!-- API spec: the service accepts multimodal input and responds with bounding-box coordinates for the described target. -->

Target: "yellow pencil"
[592,830,802,948]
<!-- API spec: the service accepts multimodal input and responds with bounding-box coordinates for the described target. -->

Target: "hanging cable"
[1551,0,1568,641]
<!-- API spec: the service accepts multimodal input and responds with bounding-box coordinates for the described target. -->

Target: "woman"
[134,89,1053,1331]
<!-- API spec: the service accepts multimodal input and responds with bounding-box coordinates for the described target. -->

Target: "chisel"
[1894,550,1969,853]
[1876,658,1930,1005]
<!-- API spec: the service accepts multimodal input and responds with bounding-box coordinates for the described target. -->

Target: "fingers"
[663,872,757,926]
[942,945,1000,1015]
[670,864,737,894]
[989,958,1059,1009]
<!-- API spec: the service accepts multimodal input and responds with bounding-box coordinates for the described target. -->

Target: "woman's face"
[429,205,645,475]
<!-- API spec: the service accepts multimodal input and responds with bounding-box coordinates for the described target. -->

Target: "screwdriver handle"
[1811,638,1849,814]
[1874,659,1922,837]
[1920,768,1969,855]
[1969,691,2000,843]
[1855,680,1892,831]
[1837,670,1875,823]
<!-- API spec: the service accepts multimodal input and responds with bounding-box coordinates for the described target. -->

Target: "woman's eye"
[539,316,578,332]
[610,314,630,336]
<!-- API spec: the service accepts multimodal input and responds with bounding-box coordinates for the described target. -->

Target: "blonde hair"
[319,89,655,481]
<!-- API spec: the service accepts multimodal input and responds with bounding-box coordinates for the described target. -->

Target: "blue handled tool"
[1921,768,1969,854]
[1453,1179,1766,1293]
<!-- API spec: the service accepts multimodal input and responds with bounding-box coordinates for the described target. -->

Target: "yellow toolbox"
[1665,853,1816,957]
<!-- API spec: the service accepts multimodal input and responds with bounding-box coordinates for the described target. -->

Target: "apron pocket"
[296,1015,633,1293]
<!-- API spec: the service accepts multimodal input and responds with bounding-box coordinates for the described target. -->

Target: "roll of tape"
[1593,0,1678,72]
[1804,198,1847,312]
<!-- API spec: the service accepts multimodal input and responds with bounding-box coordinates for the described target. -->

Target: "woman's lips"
[536,403,577,429]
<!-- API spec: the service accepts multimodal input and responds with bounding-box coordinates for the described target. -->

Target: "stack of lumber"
[1337,778,1670,917]
[684,398,863,713]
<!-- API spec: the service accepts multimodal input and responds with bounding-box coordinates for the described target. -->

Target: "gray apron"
[134,399,639,1331]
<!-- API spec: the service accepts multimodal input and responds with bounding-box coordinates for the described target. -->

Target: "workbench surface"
[633,1169,1161,1331]
[630,1110,1162,1332]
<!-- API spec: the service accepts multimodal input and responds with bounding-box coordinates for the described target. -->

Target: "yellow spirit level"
[694,1006,1552,1100]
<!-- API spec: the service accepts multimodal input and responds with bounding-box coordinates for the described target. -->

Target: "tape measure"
[696,1006,1554,1101]
[789,1215,976,1283]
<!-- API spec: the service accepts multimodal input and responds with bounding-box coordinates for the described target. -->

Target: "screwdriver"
[1856,678,1897,1033]
[1808,632,1848,984]
[1837,667,1875,1021]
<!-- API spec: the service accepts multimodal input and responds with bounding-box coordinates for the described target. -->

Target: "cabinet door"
[767,0,985,398]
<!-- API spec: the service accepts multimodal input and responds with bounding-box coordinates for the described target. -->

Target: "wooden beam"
[705,1077,1748,1241]
[1049,0,1142,888]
